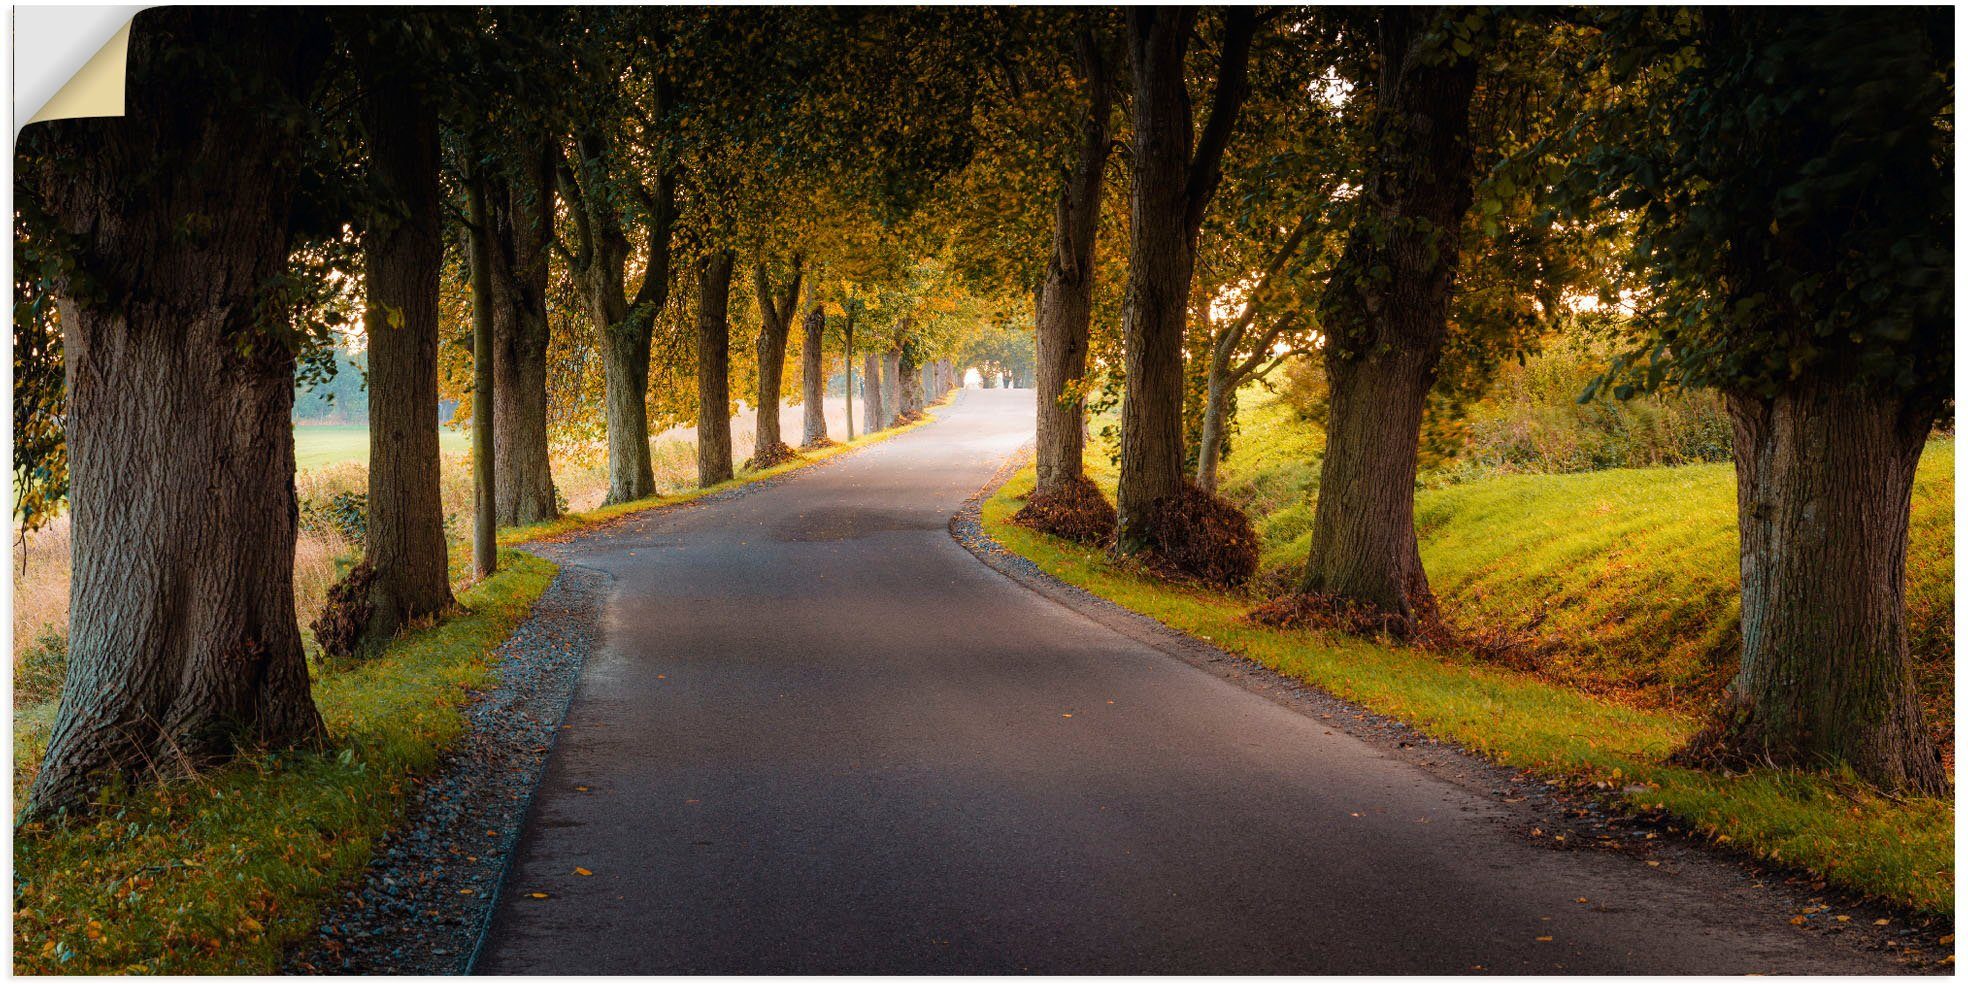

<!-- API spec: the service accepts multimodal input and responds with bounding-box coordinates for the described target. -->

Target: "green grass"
[13,550,555,974]
[294,424,471,470]
[987,396,1953,913]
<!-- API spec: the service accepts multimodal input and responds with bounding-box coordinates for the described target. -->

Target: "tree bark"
[801,305,831,446]
[465,171,497,578]
[1693,384,1947,793]
[1195,370,1232,493]
[751,259,803,457]
[1297,9,1480,636]
[1114,7,1255,550]
[696,251,736,486]
[21,8,329,817]
[882,347,904,427]
[1036,30,1115,496]
[361,66,455,647]
[862,352,886,429]
[899,344,924,417]
[490,139,558,526]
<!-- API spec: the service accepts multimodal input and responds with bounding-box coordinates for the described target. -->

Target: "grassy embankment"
[984,388,1953,913]
[13,403,945,974]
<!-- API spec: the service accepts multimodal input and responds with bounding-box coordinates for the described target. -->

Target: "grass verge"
[983,466,1953,914]
[12,550,556,975]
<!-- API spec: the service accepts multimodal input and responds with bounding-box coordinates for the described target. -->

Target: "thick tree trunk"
[898,345,924,417]
[1296,10,1479,635]
[882,348,904,427]
[22,8,329,818]
[491,141,558,526]
[1300,347,1438,624]
[801,306,831,446]
[1114,8,1253,550]
[750,260,802,458]
[862,352,885,429]
[361,71,455,646]
[466,172,497,577]
[1690,385,1947,794]
[696,251,735,486]
[593,262,653,503]
[1035,34,1113,495]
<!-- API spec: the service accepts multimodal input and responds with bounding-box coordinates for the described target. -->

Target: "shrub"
[1011,475,1117,546]
[1133,483,1260,589]
[310,561,376,663]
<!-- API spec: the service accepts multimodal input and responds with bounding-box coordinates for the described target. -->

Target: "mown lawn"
[988,393,1953,913]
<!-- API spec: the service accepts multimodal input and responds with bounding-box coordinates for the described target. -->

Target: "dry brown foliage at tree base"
[1010,476,1117,547]
[799,437,839,451]
[743,441,800,471]
[1247,587,1543,671]
[310,560,377,662]
[1129,483,1262,589]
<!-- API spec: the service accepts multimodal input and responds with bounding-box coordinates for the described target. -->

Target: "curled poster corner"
[14,6,146,136]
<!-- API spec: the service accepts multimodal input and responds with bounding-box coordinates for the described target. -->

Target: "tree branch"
[1183,7,1259,233]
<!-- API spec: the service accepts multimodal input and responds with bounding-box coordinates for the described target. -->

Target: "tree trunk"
[1300,347,1438,624]
[22,8,329,818]
[1296,9,1479,635]
[750,260,802,458]
[981,368,998,389]
[862,352,885,429]
[1691,384,1947,794]
[1036,32,1114,495]
[696,251,735,486]
[1114,8,1254,550]
[491,140,558,526]
[801,306,830,446]
[843,312,857,439]
[594,259,653,503]
[883,348,904,427]
[899,345,924,416]
[361,69,455,647]
[1195,360,1232,493]
[466,171,497,578]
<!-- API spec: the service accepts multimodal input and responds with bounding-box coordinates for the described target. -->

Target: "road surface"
[478,388,1897,974]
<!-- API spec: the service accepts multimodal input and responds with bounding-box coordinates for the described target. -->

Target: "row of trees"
[1000,8,1949,794]
[13,8,1002,818]
[11,6,1950,816]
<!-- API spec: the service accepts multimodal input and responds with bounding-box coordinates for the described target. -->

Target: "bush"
[299,490,368,547]
[1133,483,1260,589]
[310,561,376,663]
[1011,475,1117,546]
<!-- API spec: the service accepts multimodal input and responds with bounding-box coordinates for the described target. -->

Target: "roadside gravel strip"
[285,563,607,975]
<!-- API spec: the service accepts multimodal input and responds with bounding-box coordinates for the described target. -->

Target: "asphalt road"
[477,388,1899,974]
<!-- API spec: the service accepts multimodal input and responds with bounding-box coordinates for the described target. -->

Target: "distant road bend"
[479,388,1900,975]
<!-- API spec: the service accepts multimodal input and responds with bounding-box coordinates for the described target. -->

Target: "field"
[293,424,472,470]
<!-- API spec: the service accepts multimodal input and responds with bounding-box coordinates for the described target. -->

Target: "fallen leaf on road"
[529,892,550,899]
[1535,936,1553,942]
[574,867,593,876]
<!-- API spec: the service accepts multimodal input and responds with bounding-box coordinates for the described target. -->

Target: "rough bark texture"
[1035,30,1115,496]
[751,260,803,457]
[1297,9,1479,635]
[361,66,456,647]
[800,306,831,446]
[898,345,925,418]
[1195,379,1233,493]
[1683,385,1947,793]
[490,139,558,526]
[22,8,328,817]
[1114,8,1254,550]
[696,251,736,486]
[882,348,904,428]
[862,352,886,430]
